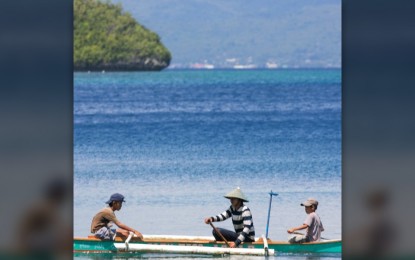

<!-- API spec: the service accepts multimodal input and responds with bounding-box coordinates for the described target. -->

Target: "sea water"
[74,69,341,259]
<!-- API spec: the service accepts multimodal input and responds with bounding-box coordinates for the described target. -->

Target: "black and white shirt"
[212,204,255,245]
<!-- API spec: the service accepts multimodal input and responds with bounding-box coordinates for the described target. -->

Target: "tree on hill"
[74,0,171,71]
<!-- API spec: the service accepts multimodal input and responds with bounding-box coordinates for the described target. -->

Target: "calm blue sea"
[74,69,341,259]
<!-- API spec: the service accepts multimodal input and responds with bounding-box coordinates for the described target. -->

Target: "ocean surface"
[74,69,341,259]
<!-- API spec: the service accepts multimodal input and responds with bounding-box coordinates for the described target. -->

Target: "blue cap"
[106,193,126,204]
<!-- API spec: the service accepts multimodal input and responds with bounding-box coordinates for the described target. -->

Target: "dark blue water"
[74,69,341,259]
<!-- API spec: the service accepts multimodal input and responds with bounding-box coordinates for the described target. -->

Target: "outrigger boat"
[74,191,341,256]
[74,233,341,256]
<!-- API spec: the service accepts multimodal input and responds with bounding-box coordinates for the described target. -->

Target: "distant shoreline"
[74,67,341,73]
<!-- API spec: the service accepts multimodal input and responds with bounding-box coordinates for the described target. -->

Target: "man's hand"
[287,228,295,234]
[204,217,212,224]
[228,242,237,248]
[134,230,143,240]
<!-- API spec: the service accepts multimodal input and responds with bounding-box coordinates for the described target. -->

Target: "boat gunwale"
[74,236,342,245]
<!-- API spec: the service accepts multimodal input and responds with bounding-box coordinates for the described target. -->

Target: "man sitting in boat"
[91,193,143,240]
[287,198,324,243]
[204,187,255,248]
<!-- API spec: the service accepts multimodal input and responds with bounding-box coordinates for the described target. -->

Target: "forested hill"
[74,0,171,71]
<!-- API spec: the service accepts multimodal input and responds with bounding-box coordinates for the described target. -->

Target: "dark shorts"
[288,234,311,244]
[212,228,254,243]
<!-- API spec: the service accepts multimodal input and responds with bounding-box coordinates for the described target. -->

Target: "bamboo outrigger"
[74,233,341,256]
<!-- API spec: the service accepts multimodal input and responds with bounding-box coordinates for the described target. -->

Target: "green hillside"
[74,0,171,71]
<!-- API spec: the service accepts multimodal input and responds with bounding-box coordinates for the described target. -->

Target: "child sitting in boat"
[204,187,255,248]
[287,198,324,243]
[91,193,143,240]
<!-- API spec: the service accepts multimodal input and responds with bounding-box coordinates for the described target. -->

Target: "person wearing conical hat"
[91,193,143,240]
[287,198,324,243]
[204,187,255,248]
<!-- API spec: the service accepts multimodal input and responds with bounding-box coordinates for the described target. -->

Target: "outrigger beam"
[114,243,275,256]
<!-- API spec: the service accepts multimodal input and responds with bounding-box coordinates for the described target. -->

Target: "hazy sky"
[114,0,341,68]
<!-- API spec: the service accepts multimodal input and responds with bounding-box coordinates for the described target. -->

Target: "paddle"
[209,222,230,247]
[291,231,330,240]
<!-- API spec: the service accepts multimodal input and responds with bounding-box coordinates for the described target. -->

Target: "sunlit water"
[74,69,341,259]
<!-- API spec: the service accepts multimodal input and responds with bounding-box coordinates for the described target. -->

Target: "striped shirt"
[211,204,255,245]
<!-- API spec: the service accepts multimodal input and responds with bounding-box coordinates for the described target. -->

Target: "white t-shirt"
[304,212,324,241]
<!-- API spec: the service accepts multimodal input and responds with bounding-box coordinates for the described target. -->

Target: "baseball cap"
[301,198,318,207]
[106,193,126,204]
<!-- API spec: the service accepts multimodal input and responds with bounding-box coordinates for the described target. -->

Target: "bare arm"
[114,220,143,239]
[287,224,308,234]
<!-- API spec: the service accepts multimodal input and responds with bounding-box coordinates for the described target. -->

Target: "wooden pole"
[209,222,230,247]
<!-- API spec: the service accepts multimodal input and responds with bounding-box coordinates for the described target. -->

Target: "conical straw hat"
[224,187,249,202]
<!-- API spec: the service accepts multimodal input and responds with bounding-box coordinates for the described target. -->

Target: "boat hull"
[74,235,341,255]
